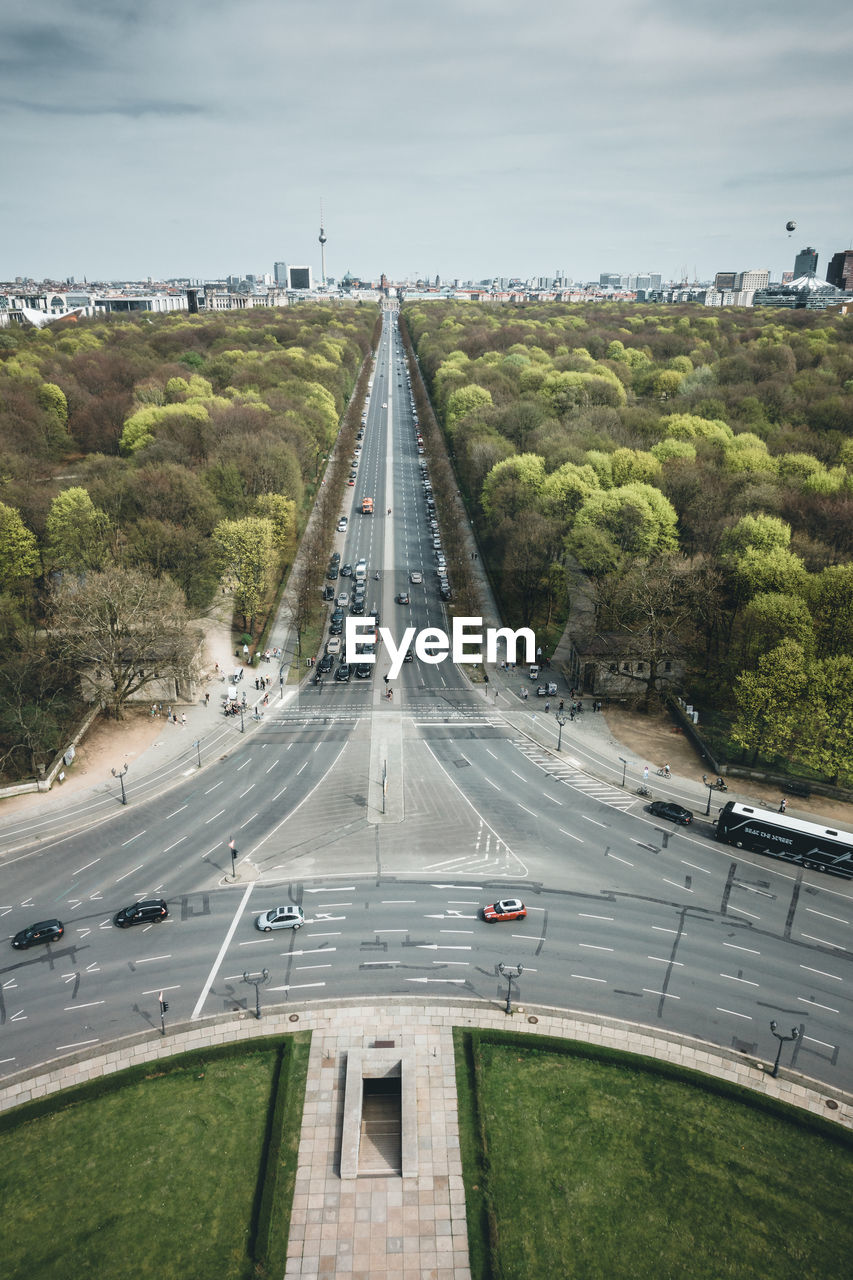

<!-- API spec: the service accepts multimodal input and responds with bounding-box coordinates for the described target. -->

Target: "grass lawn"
[0,1039,310,1280]
[455,1031,853,1280]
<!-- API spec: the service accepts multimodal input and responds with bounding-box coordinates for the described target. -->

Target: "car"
[328,618,343,636]
[482,899,527,923]
[403,649,414,663]
[350,599,364,615]
[354,662,372,679]
[12,919,64,949]
[341,563,353,577]
[256,905,304,932]
[325,636,342,655]
[410,571,423,584]
[330,551,341,564]
[382,401,387,409]
[357,429,364,439]
[114,899,168,928]
[648,800,694,826]
[429,520,439,531]
[322,584,335,601]
[348,477,356,486]
[432,538,442,550]
[337,517,348,532]
[354,444,362,453]
[439,586,452,601]
[335,662,351,682]
[396,592,410,605]
[326,565,339,580]
[336,592,349,607]
[318,652,334,673]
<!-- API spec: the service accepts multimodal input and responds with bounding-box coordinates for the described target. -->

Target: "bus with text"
[716,801,853,878]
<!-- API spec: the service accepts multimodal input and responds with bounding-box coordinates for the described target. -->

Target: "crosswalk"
[509,738,636,812]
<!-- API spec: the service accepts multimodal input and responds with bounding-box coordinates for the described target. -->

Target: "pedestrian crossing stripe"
[509,738,635,811]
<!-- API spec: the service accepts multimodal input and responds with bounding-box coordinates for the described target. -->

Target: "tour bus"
[716,801,853,878]
[361,497,374,515]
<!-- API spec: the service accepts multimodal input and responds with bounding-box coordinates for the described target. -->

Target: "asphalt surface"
[1,310,851,1094]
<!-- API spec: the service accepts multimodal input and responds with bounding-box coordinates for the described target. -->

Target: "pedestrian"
[243,643,249,658]
[643,765,649,781]
[569,707,574,720]
[214,662,219,673]
[263,693,269,706]
[181,713,187,728]
[545,701,550,713]
[157,703,162,716]
[255,677,260,690]
[167,705,172,723]
[779,798,787,814]
[204,692,210,706]
[558,699,564,712]
[150,703,156,717]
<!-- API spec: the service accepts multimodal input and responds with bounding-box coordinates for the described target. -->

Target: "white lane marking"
[381,899,416,904]
[517,803,537,816]
[608,853,634,866]
[296,762,307,776]
[204,781,223,794]
[63,1000,105,1011]
[559,828,584,843]
[237,758,251,771]
[266,760,279,773]
[135,954,172,964]
[734,883,774,898]
[205,809,226,824]
[805,907,848,924]
[238,813,258,829]
[802,1034,836,1049]
[56,1037,100,1050]
[662,878,692,892]
[142,985,181,995]
[652,926,678,934]
[545,795,563,805]
[579,913,614,921]
[733,908,760,920]
[797,996,839,1013]
[272,786,288,801]
[571,974,606,983]
[582,816,607,829]
[361,960,401,966]
[406,977,467,984]
[648,957,683,966]
[165,806,187,820]
[439,928,474,934]
[240,784,256,798]
[121,832,146,846]
[294,964,332,972]
[801,933,846,950]
[73,859,100,874]
[486,749,498,759]
[722,942,760,954]
[800,964,843,981]
[716,1007,752,1020]
[305,886,356,893]
[114,863,144,883]
[579,944,614,952]
[191,881,255,1019]
[485,778,500,790]
[511,770,525,781]
[267,982,326,993]
[163,836,186,852]
[681,860,712,875]
[643,989,680,999]
[720,973,759,986]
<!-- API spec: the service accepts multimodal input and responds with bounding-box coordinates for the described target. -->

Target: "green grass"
[0,1037,310,1280]
[454,1030,853,1280]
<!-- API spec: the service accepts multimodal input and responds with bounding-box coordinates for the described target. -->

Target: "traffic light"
[161,1000,169,1013]
[384,674,389,685]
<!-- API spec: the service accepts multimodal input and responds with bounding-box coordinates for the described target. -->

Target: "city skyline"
[2,0,851,283]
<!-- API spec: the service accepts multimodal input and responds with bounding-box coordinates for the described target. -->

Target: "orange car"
[482,899,527,923]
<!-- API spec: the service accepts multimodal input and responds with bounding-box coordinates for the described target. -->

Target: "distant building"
[752,274,842,311]
[734,268,770,291]
[793,246,818,278]
[274,261,288,284]
[715,272,737,290]
[826,250,853,292]
[287,265,312,290]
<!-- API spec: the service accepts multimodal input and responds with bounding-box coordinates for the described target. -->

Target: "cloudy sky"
[2,0,851,284]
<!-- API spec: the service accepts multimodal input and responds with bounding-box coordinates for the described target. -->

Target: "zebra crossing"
[509,737,636,812]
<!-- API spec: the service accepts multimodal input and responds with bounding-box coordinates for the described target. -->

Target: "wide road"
[1,311,851,1094]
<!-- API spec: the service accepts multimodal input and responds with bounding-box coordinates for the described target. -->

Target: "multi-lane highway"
[2,310,852,1093]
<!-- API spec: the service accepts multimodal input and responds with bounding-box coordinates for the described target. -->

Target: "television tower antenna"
[318,203,327,288]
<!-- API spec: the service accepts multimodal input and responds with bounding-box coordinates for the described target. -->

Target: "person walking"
[181,712,187,727]
[779,798,787,814]
[643,765,649,782]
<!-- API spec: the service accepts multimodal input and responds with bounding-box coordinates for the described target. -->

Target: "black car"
[330,551,341,565]
[317,652,334,673]
[326,565,338,580]
[354,662,372,679]
[404,649,414,663]
[647,800,693,826]
[322,584,335,601]
[114,899,169,928]
[328,618,343,636]
[12,919,64,949]
[440,586,452,601]
[350,599,364,615]
[335,662,351,682]
[341,563,353,577]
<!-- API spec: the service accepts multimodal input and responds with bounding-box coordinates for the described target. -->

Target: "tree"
[731,640,810,765]
[736,592,814,669]
[480,454,546,525]
[49,566,197,719]
[255,493,296,552]
[0,650,77,778]
[572,483,679,557]
[800,656,853,784]
[44,486,111,574]
[0,502,40,595]
[808,563,853,657]
[445,384,493,435]
[213,516,275,632]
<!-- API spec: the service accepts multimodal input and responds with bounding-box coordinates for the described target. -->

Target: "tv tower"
[318,204,327,288]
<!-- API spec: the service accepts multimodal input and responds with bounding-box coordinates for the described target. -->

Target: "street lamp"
[497,962,524,1015]
[769,1021,799,1078]
[239,704,245,733]
[618,756,627,788]
[228,839,238,881]
[555,708,567,751]
[243,969,270,1020]
[193,738,201,768]
[702,773,715,817]
[111,763,128,805]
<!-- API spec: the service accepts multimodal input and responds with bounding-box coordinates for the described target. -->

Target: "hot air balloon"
[786,220,796,235]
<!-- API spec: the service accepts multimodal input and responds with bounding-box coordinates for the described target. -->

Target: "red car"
[482,898,527,923]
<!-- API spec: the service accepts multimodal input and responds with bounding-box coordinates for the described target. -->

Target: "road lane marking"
[517,803,537,816]
[163,836,186,852]
[571,974,606,983]
[73,859,100,874]
[63,1000,105,1011]
[142,985,180,995]
[662,878,693,892]
[165,806,187,820]
[56,1037,100,1050]
[135,955,172,964]
[722,942,760,954]
[648,957,683,965]
[579,913,614,921]
[582,816,607,828]
[579,944,614,952]
[121,832,146,846]
[643,989,679,999]
[191,882,255,1020]
[681,860,712,875]
[716,1007,751,1020]
[805,907,848,924]
[797,996,839,1013]
[800,964,843,981]
[559,828,584,843]
[720,973,759,986]
[114,863,144,883]
[801,933,845,950]
[607,853,633,866]
[205,809,226,824]
[204,781,223,794]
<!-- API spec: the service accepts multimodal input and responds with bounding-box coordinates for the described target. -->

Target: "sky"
[2,0,852,285]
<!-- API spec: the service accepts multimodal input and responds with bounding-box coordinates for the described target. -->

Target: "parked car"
[350,599,364,615]
[12,919,64,949]
[537,683,558,697]
[256,905,304,932]
[648,801,694,826]
[481,899,527,923]
[337,517,348,532]
[439,586,452,601]
[326,566,339,580]
[341,563,353,577]
[114,899,168,928]
[322,584,335,601]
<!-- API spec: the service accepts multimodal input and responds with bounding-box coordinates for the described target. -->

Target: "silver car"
[256,905,305,932]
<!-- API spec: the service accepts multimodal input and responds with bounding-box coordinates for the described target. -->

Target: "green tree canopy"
[213,515,275,630]
[44,486,111,573]
[481,453,546,524]
[0,502,40,595]
[573,483,679,557]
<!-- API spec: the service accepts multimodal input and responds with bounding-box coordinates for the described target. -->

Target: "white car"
[256,905,305,932]
[337,516,348,532]
[410,570,423,584]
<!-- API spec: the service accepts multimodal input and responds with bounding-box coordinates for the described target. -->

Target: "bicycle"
[655,766,671,778]
[636,784,653,798]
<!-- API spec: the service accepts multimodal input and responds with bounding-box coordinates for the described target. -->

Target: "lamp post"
[193,738,201,768]
[243,969,270,1020]
[702,773,715,817]
[228,839,238,881]
[111,763,128,805]
[769,1021,799,1078]
[618,756,627,788]
[240,704,245,733]
[555,708,567,751]
[497,962,523,1015]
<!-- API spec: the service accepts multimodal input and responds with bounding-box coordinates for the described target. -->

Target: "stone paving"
[2,999,851,1279]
